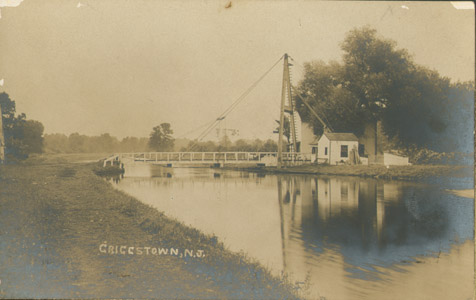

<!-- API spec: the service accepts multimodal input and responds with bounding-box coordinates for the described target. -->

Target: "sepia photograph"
[0,0,474,299]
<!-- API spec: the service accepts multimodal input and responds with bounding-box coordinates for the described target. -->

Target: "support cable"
[288,55,335,132]
[188,55,284,149]
[290,85,334,132]
[176,119,217,139]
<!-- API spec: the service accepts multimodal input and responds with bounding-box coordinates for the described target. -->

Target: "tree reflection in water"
[276,175,472,282]
[111,167,473,299]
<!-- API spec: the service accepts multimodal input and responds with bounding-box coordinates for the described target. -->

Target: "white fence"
[104,152,313,167]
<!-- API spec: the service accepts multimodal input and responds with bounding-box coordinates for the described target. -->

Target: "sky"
[0,0,474,141]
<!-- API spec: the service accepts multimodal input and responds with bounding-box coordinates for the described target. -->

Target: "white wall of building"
[317,135,330,163]
[317,178,360,220]
[317,135,359,165]
[300,122,316,154]
[383,153,410,166]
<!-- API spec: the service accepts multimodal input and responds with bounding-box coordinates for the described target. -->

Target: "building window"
[341,145,348,157]
[312,147,317,154]
[324,147,328,155]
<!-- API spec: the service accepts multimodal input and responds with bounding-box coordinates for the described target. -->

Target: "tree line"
[44,133,150,153]
[182,136,278,152]
[295,26,474,154]
[44,123,173,153]
[43,125,279,154]
[0,103,278,157]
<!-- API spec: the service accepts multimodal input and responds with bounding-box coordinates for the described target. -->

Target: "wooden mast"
[278,53,298,168]
[0,104,5,163]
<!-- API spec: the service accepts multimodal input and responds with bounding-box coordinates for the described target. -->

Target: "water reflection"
[111,165,473,299]
[277,176,472,277]
[103,173,123,184]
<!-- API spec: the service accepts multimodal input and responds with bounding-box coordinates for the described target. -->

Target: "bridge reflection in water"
[111,166,474,299]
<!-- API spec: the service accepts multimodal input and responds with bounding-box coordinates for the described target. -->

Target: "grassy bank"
[18,152,111,164]
[224,164,473,182]
[0,159,300,299]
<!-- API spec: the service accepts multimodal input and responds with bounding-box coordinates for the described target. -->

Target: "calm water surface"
[111,164,474,299]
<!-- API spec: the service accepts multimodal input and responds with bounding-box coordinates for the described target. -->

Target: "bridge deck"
[104,152,313,167]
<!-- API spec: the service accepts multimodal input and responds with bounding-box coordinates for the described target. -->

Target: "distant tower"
[0,104,5,163]
[277,53,298,168]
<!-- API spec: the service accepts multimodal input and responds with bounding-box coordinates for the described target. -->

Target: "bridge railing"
[116,152,313,164]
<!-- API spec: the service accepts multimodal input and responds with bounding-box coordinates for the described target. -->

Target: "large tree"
[17,119,45,154]
[295,60,368,136]
[0,92,44,160]
[0,92,17,137]
[148,123,174,151]
[295,26,473,152]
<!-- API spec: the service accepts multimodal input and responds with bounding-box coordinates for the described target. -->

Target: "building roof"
[323,132,359,142]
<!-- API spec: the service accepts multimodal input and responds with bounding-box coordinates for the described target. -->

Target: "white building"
[300,121,410,166]
[317,132,359,165]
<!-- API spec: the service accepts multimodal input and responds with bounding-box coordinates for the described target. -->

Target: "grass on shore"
[0,158,302,299]
[22,152,111,164]
[226,163,473,181]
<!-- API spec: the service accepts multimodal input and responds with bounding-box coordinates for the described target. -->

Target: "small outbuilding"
[317,132,359,165]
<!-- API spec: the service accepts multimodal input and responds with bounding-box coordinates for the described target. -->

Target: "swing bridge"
[103,54,331,168]
[103,151,313,167]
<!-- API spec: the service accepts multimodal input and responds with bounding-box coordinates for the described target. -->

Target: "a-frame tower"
[277,53,298,168]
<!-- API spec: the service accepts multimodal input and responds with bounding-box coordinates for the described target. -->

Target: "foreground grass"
[0,161,301,299]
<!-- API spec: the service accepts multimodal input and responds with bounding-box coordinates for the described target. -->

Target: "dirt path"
[0,163,298,299]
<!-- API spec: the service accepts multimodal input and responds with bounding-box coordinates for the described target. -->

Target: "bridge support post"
[277,53,298,168]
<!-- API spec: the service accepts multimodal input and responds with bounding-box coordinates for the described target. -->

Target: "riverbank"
[0,159,300,299]
[224,164,474,182]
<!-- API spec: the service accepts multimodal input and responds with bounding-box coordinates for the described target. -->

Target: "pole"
[0,104,5,164]
[277,54,288,168]
[285,57,297,152]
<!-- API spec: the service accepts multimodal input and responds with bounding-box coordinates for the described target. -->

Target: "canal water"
[111,164,474,299]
